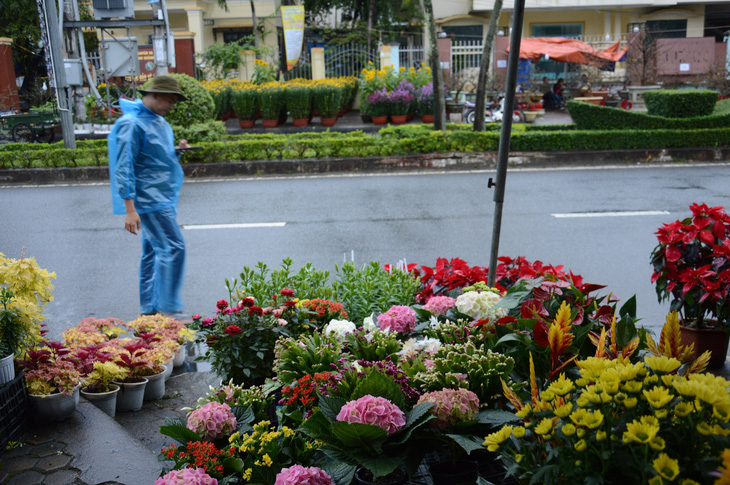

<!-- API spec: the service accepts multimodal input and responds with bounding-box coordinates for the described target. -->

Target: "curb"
[1,147,729,185]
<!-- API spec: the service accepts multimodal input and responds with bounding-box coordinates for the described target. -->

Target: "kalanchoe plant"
[650,202,730,330]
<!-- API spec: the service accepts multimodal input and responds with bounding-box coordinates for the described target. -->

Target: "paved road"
[2,163,730,339]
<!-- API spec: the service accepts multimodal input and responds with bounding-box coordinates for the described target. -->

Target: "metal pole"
[43,0,76,148]
[487,0,525,287]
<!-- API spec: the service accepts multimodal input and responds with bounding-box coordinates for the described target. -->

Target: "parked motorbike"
[463,96,525,124]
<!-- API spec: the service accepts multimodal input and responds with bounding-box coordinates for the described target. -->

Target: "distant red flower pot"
[371,116,388,125]
[421,114,434,123]
[292,118,309,128]
[262,119,279,128]
[406,113,414,121]
[321,118,337,127]
[239,119,255,129]
[390,115,407,125]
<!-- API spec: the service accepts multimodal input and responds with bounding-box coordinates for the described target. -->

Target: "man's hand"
[123,199,140,235]
[178,139,190,149]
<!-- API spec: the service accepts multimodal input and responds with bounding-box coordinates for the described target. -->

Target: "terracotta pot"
[292,118,309,128]
[390,115,407,125]
[680,324,729,368]
[421,114,434,123]
[262,119,279,128]
[239,119,255,129]
[321,118,337,127]
[371,115,388,125]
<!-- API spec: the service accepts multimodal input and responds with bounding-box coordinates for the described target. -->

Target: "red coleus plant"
[650,203,730,329]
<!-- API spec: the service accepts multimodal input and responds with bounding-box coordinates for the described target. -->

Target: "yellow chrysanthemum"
[513,426,526,438]
[624,397,638,408]
[554,402,573,418]
[649,436,666,451]
[596,430,607,441]
[561,423,576,436]
[534,417,556,436]
[483,425,513,452]
[697,422,713,436]
[645,355,682,374]
[674,401,694,418]
[652,453,679,481]
[623,419,660,444]
[622,380,643,394]
[574,439,587,452]
[643,386,674,409]
[515,403,533,419]
[547,374,575,396]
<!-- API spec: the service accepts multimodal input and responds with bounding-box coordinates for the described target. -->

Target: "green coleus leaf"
[159,425,201,445]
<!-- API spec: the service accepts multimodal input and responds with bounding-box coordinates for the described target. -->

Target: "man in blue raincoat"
[108,75,190,317]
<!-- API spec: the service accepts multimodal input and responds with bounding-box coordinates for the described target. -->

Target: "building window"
[213,28,254,44]
[442,25,483,40]
[645,19,687,39]
[531,23,583,39]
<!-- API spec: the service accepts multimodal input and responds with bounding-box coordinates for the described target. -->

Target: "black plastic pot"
[429,459,479,485]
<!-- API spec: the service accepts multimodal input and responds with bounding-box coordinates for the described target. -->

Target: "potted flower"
[0,288,33,385]
[19,341,82,421]
[79,360,128,417]
[285,84,312,127]
[300,368,434,484]
[257,82,285,128]
[231,86,259,129]
[110,339,158,411]
[388,86,415,125]
[366,89,390,125]
[416,82,435,123]
[312,84,342,126]
[650,202,730,366]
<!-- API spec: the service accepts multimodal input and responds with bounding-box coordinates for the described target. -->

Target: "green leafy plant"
[232,258,334,306]
[83,360,128,393]
[0,288,32,358]
[231,87,259,122]
[257,83,285,120]
[285,84,312,120]
[273,332,344,385]
[198,38,252,78]
[312,84,342,119]
[643,89,718,118]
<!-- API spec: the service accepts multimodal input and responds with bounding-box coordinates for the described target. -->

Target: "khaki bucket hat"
[139,75,188,101]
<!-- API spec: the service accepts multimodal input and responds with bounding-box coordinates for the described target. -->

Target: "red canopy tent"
[508,37,628,66]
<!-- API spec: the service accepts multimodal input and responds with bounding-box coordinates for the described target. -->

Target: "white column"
[185,8,204,57]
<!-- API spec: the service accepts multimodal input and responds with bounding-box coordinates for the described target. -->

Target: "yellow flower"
[541,390,555,402]
[622,419,660,444]
[649,436,666,451]
[645,355,682,374]
[515,454,523,463]
[554,402,573,418]
[262,454,273,467]
[484,425,513,452]
[674,401,694,418]
[643,386,674,409]
[229,432,240,443]
[574,439,587,452]
[622,380,643,393]
[547,374,575,396]
[652,453,679,481]
[515,404,533,419]
[561,423,576,436]
[243,469,253,481]
[648,477,664,485]
[696,422,713,435]
[534,417,556,436]
[513,426,526,438]
[596,430,607,441]
[625,397,638,408]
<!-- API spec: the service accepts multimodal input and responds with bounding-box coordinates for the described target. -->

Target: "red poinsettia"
[650,203,730,329]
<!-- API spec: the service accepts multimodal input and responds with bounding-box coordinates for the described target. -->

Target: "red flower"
[285,300,296,307]
[249,306,264,316]
[224,325,242,336]
[240,297,255,307]
[281,288,295,297]
[216,299,229,310]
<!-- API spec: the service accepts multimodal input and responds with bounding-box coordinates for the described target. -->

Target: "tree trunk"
[423,0,445,130]
[367,0,376,51]
[250,0,259,49]
[474,0,503,131]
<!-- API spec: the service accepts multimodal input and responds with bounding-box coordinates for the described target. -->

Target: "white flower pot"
[0,353,15,386]
[29,383,81,421]
[80,384,120,417]
[143,369,166,401]
[113,378,148,412]
[172,345,187,367]
[162,360,173,381]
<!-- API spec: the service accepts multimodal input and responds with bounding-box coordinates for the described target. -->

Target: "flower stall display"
[651,202,730,366]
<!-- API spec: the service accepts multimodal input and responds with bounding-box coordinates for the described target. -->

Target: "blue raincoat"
[108,98,184,215]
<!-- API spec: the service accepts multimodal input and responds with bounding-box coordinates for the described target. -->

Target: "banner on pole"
[281,5,304,71]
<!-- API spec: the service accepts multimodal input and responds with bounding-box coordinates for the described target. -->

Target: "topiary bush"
[171,120,227,144]
[142,73,215,127]
[642,89,718,118]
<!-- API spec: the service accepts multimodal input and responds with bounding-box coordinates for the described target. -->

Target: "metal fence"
[399,44,426,70]
[451,39,483,73]
[324,42,379,78]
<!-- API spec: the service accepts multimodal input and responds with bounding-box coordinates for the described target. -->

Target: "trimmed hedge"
[566,99,730,130]
[642,89,718,118]
[3,125,730,169]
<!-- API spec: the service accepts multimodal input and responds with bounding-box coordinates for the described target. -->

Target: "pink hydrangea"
[377,305,417,333]
[422,296,456,316]
[274,465,335,485]
[336,395,406,436]
[417,388,480,430]
[187,402,237,441]
[155,467,218,485]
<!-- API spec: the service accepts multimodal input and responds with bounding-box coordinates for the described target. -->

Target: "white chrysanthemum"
[428,315,441,329]
[455,290,504,320]
[324,319,356,339]
[399,338,421,359]
[421,337,442,354]
[363,314,378,332]
[398,337,442,359]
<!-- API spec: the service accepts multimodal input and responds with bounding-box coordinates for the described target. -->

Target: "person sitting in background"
[578,74,592,95]
[553,78,565,109]
[541,76,558,110]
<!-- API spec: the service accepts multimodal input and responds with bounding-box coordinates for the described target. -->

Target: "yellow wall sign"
[281,5,305,71]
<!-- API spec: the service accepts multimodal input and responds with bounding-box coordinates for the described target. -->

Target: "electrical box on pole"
[101,37,140,77]
[92,0,134,20]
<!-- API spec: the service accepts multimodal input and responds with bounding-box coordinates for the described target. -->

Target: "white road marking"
[552,210,670,218]
[181,222,286,230]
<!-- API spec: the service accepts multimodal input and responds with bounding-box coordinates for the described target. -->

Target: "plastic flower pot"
[679,325,729,368]
[390,115,407,125]
[172,345,187,368]
[292,119,309,127]
[80,384,120,417]
[321,118,337,127]
[29,383,81,422]
[0,353,14,386]
[239,119,255,129]
[262,119,279,128]
[113,377,148,412]
[143,368,167,401]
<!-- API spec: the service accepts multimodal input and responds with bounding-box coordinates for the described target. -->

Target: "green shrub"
[142,73,215,127]
[172,120,227,144]
[231,88,259,121]
[284,85,312,120]
[566,99,730,130]
[643,89,718,118]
